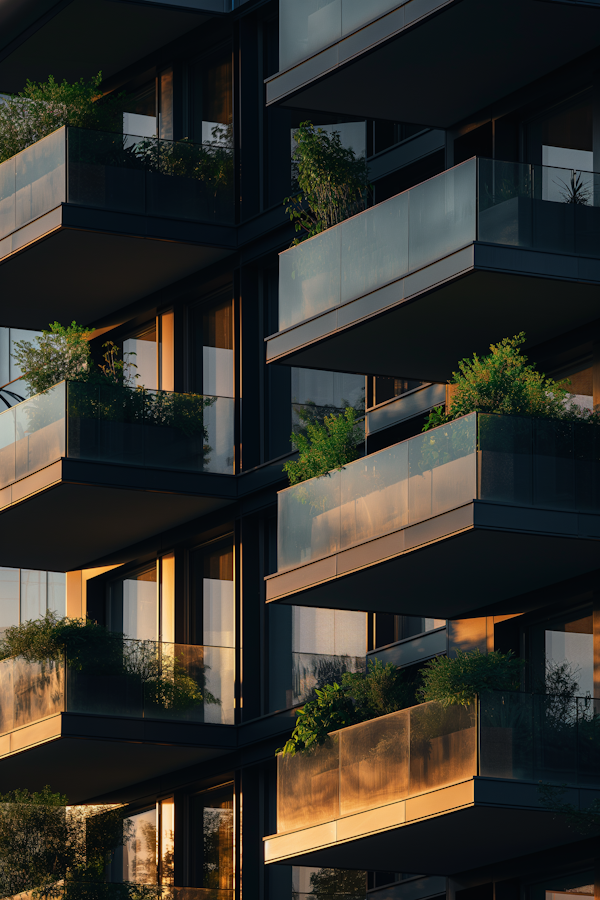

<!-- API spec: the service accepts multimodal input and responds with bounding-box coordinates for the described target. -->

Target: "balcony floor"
[266,243,600,381]
[0,458,236,571]
[0,711,236,803]
[264,776,597,874]
[266,501,600,619]
[267,0,600,128]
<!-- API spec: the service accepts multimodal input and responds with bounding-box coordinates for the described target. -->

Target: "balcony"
[266,157,600,381]
[0,639,235,802]
[266,413,600,619]
[0,0,227,94]
[266,0,600,126]
[0,381,236,571]
[0,127,235,329]
[264,691,600,872]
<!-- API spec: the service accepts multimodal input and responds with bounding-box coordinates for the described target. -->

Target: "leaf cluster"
[298,868,367,900]
[417,649,525,707]
[0,786,125,899]
[423,333,600,431]
[0,72,126,164]
[283,406,363,485]
[285,121,371,243]
[0,612,218,712]
[279,659,413,755]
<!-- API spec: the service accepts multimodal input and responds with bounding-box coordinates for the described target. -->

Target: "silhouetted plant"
[284,406,363,485]
[285,121,370,244]
[423,333,600,431]
[417,649,524,707]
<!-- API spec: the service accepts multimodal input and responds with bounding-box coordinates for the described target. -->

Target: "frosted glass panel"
[123,573,157,641]
[203,346,234,398]
[203,578,235,648]
[20,570,46,621]
[546,630,593,698]
[203,646,235,724]
[0,568,18,632]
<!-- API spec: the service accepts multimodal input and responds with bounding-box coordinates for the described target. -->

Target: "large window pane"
[190,785,234,890]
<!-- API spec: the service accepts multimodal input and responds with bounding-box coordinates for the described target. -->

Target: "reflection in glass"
[291,368,364,434]
[190,785,234,890]
[122,808,157,884]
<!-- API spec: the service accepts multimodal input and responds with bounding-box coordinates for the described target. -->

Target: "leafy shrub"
[0,612,217,712]
[0,785,125,898]
[285,121,370,243]
[12,322,94,396]
[418,649,524,707]
[283,406,363,485]
[0,72,125,164]
[423,333,600,431]
[279,659,413,755]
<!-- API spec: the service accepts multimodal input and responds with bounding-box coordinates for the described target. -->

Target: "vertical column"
[593,590,600,700]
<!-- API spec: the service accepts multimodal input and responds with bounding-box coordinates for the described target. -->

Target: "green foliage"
[423,333,600,431]
[0,610,122,670]
[283,406,363,485]
[0,612,218,712]
[12,321,93,396]
[0,785,125,898]
[0,72,126,164]
[279,659,412,755]
[285,121,370,243]
[418,649,525,707]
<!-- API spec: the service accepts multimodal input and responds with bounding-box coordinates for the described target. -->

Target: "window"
[122,69,173,142]
[123,311,174,391]
[189,295,234,398]
[112,799,175,886]
[0,568,66,637]
[551,358,593,412]
[291,368,364,432]
[190,785,234,890]
[367,376,425,409]
[108,555,175,643]
[529,609,593,698]
[268,605,367,710]
[527,93,593,200]
[189,541,235,724]
[189,51,233,146]
[0,327,41,400]
[373,614,445,651]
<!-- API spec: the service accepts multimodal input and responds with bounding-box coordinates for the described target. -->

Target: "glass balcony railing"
[0,125,234,242]
[277,412,600,571]
[276,691,600,834]
[279,0,422,70]
[278,157,600,331]
[0,638,235,732]
[0,381,235,486]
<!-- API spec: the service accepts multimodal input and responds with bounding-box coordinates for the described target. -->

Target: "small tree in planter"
[423,332,600,431]
[283,406,363,485]
[285,121,371,244]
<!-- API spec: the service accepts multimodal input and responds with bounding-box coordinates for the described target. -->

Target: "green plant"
[0,72,126,164]
[0,612,218,712]
[0,786,125,899]
[423,333,600,431]
[284,121,370,244]
[279,659,412,755]
[12,322,93,396]
[418,649,525,707]
[283,406,363,485]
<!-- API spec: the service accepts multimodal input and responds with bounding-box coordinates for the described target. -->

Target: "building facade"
[1,1,600,899]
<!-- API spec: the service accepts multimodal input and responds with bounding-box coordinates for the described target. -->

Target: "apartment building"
[1,1,600,899]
